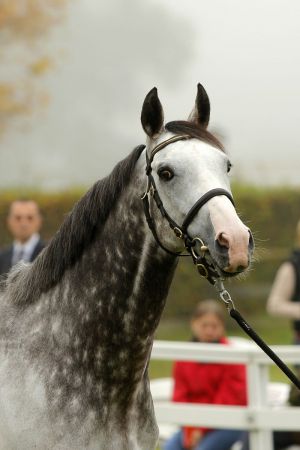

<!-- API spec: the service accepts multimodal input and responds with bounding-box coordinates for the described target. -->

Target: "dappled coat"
[172,337,247,446]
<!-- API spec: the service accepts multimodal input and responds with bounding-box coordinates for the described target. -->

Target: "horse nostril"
[248,230,254,251]
[216,232,230,249]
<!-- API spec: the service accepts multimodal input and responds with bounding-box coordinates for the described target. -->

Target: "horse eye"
[158,167,174,181]
[227,161,232,173]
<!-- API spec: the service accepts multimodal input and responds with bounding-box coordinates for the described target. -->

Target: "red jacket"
[172,337,248,447]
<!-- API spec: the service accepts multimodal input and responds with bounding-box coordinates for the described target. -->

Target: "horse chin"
[209,255,247,279]
[218,268,242,278]
[215,262,249,279]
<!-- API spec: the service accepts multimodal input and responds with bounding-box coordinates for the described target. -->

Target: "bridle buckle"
[149,185,155,197]
[196,263,209,278]
[173,227,183,239]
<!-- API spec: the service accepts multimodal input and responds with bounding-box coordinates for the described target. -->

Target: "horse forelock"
[6,145,145,306]
[165,121,225,152]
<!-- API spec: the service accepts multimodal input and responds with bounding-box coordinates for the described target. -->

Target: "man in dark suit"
[0,199,46,276]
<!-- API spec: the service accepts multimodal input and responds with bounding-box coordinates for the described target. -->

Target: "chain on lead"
[213,279,236,312]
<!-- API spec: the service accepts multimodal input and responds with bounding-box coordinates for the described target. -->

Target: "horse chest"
[0,355,157,449]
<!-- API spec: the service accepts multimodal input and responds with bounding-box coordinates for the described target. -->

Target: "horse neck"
[78,184,177,340]
[3,153,178,428]
[50,161,177,388]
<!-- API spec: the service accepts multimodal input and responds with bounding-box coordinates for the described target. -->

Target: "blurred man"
[0,199,45,276]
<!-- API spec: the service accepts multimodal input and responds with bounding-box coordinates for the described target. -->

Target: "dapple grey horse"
[0,84,253,449]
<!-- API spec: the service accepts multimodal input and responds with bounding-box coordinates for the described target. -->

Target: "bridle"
[141,134,300,390]
[141,134,235,284]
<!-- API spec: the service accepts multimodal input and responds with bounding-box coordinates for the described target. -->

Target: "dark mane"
[165,121,224,151]
[9,145,145,304]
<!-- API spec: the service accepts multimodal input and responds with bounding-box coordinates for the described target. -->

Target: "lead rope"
[213,278,300,390]
[188,242,300,389]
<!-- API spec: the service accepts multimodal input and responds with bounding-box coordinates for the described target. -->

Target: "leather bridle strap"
[142,146,186,256]
[181,188,235,235]
[146,134,191,169]
[142,190,182,256]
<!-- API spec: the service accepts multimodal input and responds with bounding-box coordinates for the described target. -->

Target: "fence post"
[247,362,273,450]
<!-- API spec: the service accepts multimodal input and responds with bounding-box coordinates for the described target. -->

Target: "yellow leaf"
[29,57,53,75]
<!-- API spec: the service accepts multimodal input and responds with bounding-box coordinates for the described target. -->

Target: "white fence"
[151,339,300,450]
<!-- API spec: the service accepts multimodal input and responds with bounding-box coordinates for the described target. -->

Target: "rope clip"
[213,279,236,312]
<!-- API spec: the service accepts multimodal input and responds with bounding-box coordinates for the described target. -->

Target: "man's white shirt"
[12,233,40,264]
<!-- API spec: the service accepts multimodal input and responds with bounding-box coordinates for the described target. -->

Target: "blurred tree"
[0,0,68,135]
[0,0,196,188]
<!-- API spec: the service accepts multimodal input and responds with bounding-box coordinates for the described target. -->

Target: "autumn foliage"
[0,0,68,133]
[0,0,67,37]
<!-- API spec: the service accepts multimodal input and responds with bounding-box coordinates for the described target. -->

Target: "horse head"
[141,83,254,277]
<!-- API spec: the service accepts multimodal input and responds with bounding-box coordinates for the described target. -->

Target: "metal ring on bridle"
[190,237,207,259]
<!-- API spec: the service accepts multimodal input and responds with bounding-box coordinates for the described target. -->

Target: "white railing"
[151,340,300,450]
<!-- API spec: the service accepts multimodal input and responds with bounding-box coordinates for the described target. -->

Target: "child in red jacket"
[164,299,247,450]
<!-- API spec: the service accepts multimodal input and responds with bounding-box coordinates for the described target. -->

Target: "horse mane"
[165,121,224,152]
[5,145,145,305]
[5,124,223,306]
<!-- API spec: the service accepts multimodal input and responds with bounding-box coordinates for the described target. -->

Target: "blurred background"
[1,0,300,379]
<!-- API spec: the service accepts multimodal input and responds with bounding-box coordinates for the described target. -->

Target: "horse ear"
[188,83,210,128]
[141,87,164,138]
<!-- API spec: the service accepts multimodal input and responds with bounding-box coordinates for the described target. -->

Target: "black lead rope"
[180,237,300,389]
[229,308,300,390]
[213,280,300,390]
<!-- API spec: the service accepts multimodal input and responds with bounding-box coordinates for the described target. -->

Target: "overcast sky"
[1,0,300,189]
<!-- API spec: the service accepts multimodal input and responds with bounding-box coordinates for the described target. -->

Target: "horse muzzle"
[212,228,254,276]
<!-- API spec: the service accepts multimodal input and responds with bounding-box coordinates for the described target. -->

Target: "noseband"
[141,134,234,283]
